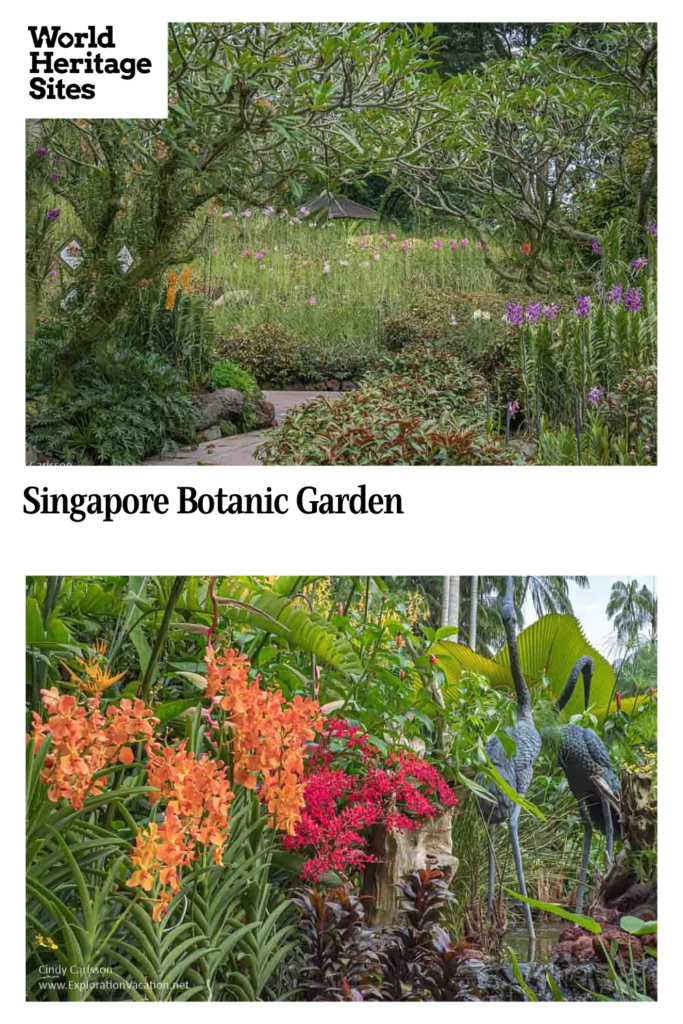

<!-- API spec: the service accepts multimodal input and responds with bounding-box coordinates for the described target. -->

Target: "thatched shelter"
[305,194,378,220]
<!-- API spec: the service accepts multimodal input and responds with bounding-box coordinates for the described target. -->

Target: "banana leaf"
[433,615,615,718]
[216,578,362,676]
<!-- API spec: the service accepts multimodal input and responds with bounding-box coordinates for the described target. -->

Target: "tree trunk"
[440,576,450,627]
[447,576,460,631]
[469,576,479,650]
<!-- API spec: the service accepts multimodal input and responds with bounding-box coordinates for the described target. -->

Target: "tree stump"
[361,810,457,925]
[598,768,657,918]
[620,768,657,851]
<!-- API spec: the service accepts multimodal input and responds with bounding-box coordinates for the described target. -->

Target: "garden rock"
[249,395,276,429]
[326,378,341,391]
[202,425,222,442]
[194,388,246,430]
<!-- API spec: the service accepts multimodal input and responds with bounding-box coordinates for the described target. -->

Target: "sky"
[522,576,657,657]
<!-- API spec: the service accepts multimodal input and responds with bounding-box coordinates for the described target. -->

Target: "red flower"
[616,691,622,711]
[429,654,437,666]
[521,242,531,255]
[286,721,457,881]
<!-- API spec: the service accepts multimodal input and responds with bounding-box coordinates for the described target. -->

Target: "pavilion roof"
[305,194,378,219]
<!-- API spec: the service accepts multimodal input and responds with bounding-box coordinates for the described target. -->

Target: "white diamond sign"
[57,237,84,271]
[117,245,135,273]
[60,288,78,311]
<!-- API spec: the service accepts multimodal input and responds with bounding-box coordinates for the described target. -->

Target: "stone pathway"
[143,391,342,466]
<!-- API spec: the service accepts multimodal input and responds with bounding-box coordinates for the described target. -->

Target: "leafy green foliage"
[217,320,371,388]
[215,577,363,677]
[122,286,214,390]
[27,347,196,464]
[259,347,519,465]
[210,359,259,396]
[503,889,602,933]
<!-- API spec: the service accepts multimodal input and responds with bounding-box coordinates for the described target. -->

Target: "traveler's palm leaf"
[433,615,615,719]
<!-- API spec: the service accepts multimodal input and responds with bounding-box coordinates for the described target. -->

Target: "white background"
[24,20,168,117]
[4,1,678,1016]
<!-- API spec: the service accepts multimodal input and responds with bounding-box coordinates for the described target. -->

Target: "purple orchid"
[574,295,591,319]
[624,288,642,313]
[505,302,523,327]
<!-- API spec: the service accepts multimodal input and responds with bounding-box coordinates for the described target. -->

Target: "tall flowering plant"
[284,719,457,882]
[29,634,323,920]
[123,645,322,917]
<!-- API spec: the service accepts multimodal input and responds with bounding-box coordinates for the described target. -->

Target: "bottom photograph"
[25,575,657,1002]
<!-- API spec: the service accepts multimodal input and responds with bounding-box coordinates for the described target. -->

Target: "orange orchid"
[29,687,158,809]
[149,890,173,922]
[205,646,322,834]
[126,645,323,916]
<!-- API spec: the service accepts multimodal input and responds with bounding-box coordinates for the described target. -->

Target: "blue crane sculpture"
[552,656,621,913]
[478,576,541,952]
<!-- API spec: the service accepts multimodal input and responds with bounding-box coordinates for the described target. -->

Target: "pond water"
[501,923,564,964]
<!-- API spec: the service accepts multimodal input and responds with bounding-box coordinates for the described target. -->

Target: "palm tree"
[390,577,590,648]
[607,579,656,645]
[469,575,479,650]
[639,582,657,644]
[457,576,590,654]
[440,576,460,629]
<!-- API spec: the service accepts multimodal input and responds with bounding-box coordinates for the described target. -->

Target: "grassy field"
[187,208,501,385]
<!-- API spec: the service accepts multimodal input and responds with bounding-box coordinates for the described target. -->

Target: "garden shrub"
[217,323,303,387]
[382,313,424,351]
[211,359,259,395]
[26,320,69,389]
[216,321,373,388]
[27,347,196,465]
[291,869,460,1001]
[259,346,521,466]
[610,368,657,461]
[536,368,657,466]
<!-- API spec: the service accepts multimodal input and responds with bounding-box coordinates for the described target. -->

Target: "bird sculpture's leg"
[509,804,535,959]
[486,829,496,920]
[576,809,593,915]
[600,796,615,868]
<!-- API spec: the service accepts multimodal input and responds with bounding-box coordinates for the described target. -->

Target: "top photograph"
[25,22,657,466]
